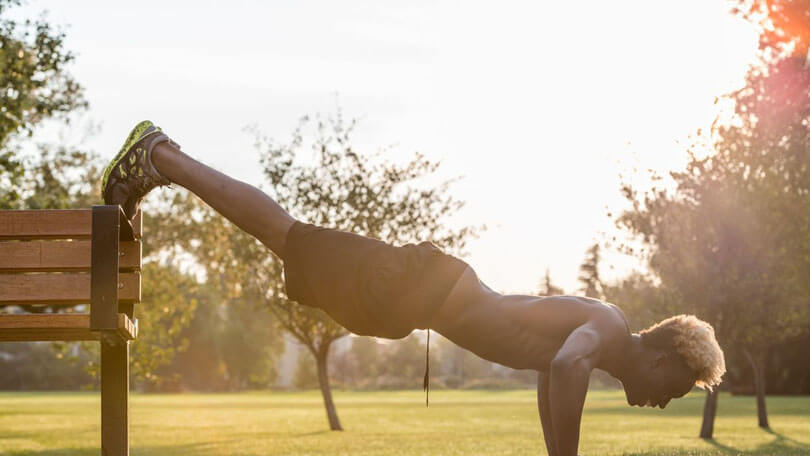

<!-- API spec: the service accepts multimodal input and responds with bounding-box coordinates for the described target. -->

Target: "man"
[103,121,726,456]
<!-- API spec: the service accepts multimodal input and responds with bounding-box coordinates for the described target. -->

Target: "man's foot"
[101,120,178,219]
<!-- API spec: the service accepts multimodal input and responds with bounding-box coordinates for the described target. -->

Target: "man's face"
[623,349,696,409]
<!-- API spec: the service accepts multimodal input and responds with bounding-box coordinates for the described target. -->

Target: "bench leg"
[101,336,129,456]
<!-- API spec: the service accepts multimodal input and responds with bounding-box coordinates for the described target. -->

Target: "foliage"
[293,350,319,389]
[0,143,101,211]
[433,334,499,385]
[218,300,281,390]
[346,336,380,384]
[618,2,810,432]
[0,0,85,149]
[730,0,810,59]
[81,263,199,391]
[618,60,810,354]
[130,264,198,390]
[0,0,86,211]
[538,268,564,296]
[602,273,673,331]
[577,243,605,299]
[328,336,381,388]
[0,341,93,390]
[377,334,427,384]
[141,191,286,391]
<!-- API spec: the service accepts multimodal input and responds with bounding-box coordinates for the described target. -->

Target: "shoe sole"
[101,120,162,200]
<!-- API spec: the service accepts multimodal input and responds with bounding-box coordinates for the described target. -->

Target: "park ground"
[0,390,807,455]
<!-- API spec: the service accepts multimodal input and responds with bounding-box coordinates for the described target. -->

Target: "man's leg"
[151,142,296,256]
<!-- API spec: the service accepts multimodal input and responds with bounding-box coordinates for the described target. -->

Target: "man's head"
[622,315,725,408]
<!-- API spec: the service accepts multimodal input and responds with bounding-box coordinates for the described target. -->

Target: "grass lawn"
[0,389,807,455]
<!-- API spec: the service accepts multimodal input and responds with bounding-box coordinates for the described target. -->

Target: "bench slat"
[0,273,141,305]
[0,210,92,239]
[0,241,141,272]
[0,313,138,341]
[0,209,141,240]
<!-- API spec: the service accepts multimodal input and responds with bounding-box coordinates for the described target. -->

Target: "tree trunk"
[744,349,770,429]
[315,348,343,431]
[699,388,719,439]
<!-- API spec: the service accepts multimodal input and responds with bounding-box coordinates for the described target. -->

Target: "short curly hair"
[640,315,726,390]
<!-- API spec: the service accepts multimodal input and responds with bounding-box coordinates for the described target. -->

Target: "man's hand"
[547,324,601,456]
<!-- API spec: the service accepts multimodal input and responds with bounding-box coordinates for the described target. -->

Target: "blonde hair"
[640,315,726,390]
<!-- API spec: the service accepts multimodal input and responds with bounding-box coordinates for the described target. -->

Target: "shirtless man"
[102,121,726,456]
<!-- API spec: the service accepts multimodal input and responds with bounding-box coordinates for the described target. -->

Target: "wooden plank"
[0,273,140,305]
[0,313,137,341]
[0,241,141,272]
[0,210,92,240]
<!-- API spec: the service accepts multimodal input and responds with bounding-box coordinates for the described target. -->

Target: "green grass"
[0,390,807,455]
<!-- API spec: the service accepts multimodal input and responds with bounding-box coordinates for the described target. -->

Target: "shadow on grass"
[698,427,810,456]
[761,427,810,450]
[618,427,810,456]
[5,440,243,456]
[292,429,331,437]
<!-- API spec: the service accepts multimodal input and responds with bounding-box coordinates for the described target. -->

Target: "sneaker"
[101,120,178,219]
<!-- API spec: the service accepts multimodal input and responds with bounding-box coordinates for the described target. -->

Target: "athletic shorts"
[280,222,468,339]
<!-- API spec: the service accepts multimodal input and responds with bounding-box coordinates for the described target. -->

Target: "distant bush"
[460,378,531,390]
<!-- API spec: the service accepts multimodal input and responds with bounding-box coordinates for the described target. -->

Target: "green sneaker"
[101,120,178,219]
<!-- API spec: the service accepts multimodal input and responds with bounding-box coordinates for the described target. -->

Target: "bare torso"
[431,267,630,371]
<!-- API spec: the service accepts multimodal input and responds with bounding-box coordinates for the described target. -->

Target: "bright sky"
[14,0,758,294]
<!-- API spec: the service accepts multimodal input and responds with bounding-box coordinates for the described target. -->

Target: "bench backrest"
[0,206,142,330]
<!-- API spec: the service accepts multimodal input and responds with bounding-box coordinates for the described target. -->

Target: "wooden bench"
[0,206,142,456]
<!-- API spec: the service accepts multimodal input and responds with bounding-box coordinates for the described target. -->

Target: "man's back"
[431,267,630,371]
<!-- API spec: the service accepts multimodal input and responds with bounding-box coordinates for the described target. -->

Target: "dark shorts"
[280,222,468,339]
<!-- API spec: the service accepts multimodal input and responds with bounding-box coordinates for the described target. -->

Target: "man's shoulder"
[579,300,630,340]
[586,302,632,360]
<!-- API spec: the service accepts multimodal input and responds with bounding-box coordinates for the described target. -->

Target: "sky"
[12,0,759,294]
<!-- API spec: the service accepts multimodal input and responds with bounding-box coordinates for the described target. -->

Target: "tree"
[730,0,810,60]
[251,109,479,430]
[0,143,100,211]
[617,55,810,439]
[577,243,604,299]
[616,0,810,437]
[1,0,85,187]
[538,268,564,296]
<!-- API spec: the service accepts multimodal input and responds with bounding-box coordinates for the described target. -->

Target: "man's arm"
[548,324,601,456]
[537,372,558,456]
